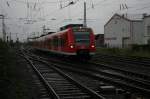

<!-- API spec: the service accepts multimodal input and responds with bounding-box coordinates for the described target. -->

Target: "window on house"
[122,28,125,32]
[147,26,150,35]
[114,20,117,24]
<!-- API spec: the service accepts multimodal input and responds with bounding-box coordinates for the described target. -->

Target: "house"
[104,13,144,48]
[95,34,104,47]
[143,15,150,44]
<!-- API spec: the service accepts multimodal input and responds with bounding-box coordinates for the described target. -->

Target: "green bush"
[96,47,150,58]
[131,44,150,51]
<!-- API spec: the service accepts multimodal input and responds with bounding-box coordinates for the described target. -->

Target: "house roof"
[95,34,104,40]
[104,13,143,27]
[143,15,150,19]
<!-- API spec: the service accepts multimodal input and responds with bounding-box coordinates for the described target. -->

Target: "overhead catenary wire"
[10,0,70,5]
[2,0,107,25]
[1,0,150,41]
[37,0,116,31]
[49,0,150,31]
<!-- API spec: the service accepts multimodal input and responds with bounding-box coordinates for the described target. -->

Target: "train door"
[60,34,66,52]
[53,36,58,50]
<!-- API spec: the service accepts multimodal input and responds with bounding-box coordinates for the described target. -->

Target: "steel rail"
[21,49,105,99]
[30,53,150,94]
[29,57,106,99]
[90,61,150,80]
[21,51,60,99]
[29,52,150,83]
[53,64,150,94]
[24,49,150,84]
[94,54,150,67]
[23,48,150,94]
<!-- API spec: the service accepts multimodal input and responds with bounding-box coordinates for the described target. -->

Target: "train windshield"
[74,32,90,46]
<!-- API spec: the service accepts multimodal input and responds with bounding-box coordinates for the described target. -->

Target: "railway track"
[59,69,128,99]
[27,49,150,96]
[22,47,150,98]
[22,48,129,99]
[52,61,150,94]
[91,54,150,78]
[21,49,105,99]
[93,54,150,68]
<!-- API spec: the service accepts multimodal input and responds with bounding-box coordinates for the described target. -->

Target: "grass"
[0,40,37,99]
[96,47,150,58]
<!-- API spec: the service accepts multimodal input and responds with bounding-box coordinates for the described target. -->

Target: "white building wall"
[132,21,144,44]
[104,15,131,48]
[143,17,150,44]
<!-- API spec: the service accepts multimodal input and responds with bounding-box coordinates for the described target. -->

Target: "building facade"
[104,14,144,48]
[95,34,104,47]
[143,16,150,44]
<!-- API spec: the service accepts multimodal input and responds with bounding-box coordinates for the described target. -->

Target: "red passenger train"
[32,24,96,59]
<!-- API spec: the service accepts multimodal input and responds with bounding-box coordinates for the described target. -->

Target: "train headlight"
[91,45,95,48]
[70,45,74,48]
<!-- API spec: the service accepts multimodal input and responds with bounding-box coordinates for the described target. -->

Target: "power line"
[42,0,104,29]
[10,0,70,5]
[59,0,79,9]
[3,0,150,38]
[133,5,150,11]
[129,2,150,11]
[49,0,150,30]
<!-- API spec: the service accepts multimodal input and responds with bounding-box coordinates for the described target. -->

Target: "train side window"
[44,40,46,47]
[56,37,58,47]
[49,39,52,46]
[46,39,49,47]
[58,37,61,47]
[53,37,56,47]
[60,38,65,47]
[60,38,63,47]
[53,37,55,47]
[62,39,65,46]
[52,38,54,47]
[63,33,67,46]
[53,36,58,47]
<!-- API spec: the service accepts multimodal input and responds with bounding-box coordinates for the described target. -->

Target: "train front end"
[71,27,96,58]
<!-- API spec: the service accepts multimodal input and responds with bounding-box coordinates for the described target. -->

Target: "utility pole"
[7,35,9,42]
[42,25,50,34]
[43,25,46,34]
[9,32,11,41]
[37,32,39,37]
[83,1,87,27]
[15,33,19,42]
[0,14,6,41]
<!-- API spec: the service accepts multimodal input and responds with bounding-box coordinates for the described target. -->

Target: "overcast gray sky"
[0,0,150,41]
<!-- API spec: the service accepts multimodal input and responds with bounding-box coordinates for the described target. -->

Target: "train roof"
[28,32,55,40]
[60,24,83,31]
